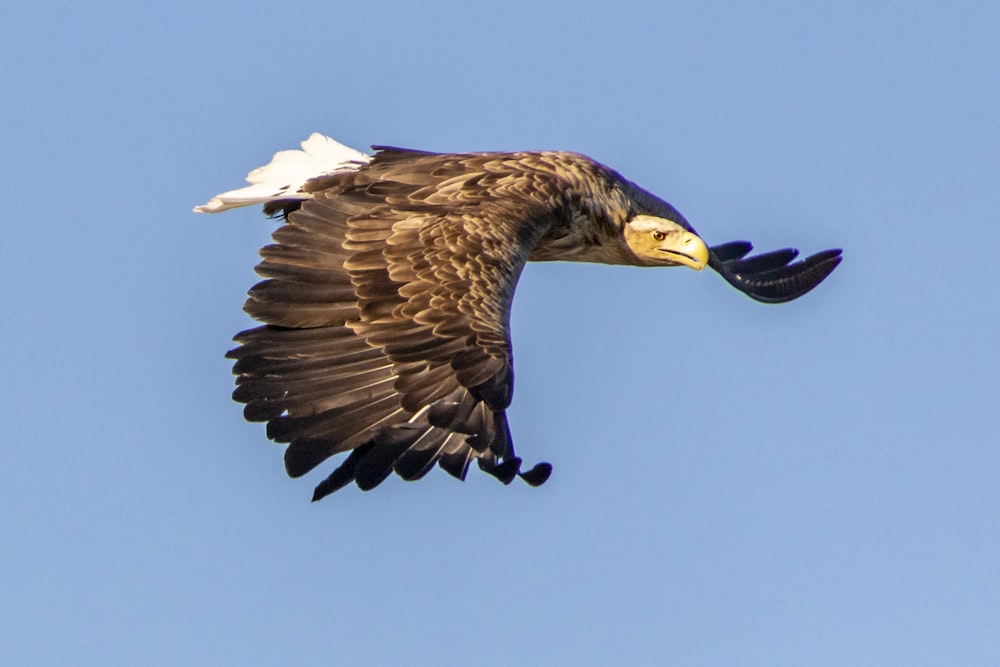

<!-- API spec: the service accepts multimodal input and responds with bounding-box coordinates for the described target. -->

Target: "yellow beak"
[662,230,710,271]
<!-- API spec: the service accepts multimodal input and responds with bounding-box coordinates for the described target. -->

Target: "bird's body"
[197,134,841,500]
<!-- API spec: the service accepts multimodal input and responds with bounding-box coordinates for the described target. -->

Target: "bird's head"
[623,215,709,270]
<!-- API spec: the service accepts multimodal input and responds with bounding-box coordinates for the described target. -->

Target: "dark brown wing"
[227,150,558,500]
[708,242,843,303]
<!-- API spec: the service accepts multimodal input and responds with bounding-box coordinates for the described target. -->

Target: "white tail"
[193,133,371,213]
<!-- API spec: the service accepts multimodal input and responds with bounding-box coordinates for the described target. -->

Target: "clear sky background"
[3,2,998,665]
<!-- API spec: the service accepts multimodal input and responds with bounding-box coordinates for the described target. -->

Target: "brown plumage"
[196,135,841,500]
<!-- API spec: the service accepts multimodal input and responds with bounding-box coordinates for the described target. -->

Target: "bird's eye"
[651,230,666,242]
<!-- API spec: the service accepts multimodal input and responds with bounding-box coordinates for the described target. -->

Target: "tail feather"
[194,133,371,213]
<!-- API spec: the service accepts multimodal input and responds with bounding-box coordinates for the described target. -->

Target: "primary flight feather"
[196,133,841,501]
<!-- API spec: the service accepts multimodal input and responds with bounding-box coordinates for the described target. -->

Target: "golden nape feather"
[196,134,841,501]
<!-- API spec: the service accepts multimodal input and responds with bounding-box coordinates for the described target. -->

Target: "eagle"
[196,133,841,501]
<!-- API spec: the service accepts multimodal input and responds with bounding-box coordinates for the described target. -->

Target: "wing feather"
[228,150,557,498]
[709,244,843,303]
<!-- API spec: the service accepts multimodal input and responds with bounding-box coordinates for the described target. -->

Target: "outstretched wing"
[227,150,555,500]
[709,242,842,303]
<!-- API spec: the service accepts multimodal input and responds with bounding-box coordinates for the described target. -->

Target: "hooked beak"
[659,230,709,270]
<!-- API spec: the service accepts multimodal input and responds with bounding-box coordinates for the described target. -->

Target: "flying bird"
[196,133,841,501]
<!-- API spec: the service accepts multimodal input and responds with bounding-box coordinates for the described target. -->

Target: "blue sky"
[3,1,998,665]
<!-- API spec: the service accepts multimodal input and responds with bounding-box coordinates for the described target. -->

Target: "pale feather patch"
[626,214,686,233]
[194,133,371,213]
